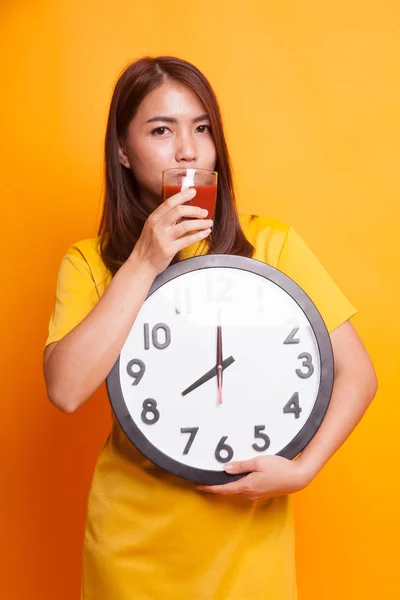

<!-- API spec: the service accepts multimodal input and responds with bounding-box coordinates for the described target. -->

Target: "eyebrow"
[145,113,210,124]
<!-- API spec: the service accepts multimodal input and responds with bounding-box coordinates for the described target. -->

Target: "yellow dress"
[46,215,356,600]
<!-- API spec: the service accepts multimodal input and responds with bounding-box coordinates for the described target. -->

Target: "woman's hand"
[197,456,311,500]
[131,188,213,276]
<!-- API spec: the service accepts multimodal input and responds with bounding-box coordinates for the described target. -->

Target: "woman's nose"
[175,131,197,163]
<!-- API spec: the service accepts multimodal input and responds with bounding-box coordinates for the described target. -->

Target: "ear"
[118,145,130,168]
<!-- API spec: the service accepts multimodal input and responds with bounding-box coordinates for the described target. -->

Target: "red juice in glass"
[163,184,217,219]
[162,168,218,221]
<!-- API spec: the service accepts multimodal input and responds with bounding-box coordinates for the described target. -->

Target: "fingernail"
[201,208,208,215]
[183,188,196,197]
[224,463,234,472]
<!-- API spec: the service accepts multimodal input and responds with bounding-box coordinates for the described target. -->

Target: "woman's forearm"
[44,254,156,413]
[296,364,378,483]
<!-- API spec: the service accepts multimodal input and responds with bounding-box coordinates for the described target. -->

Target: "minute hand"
[181,356,235,397]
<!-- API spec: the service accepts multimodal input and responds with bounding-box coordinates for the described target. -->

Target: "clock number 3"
[296,352,314,379]
[284,327,314,379]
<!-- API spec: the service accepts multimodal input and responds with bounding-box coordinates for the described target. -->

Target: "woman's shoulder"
[63,237,110,288]
[239,214,292,266]
[239,214,291,238]
[65,237,101,260]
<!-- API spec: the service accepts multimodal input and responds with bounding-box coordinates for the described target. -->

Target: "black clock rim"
[107,254,334,486]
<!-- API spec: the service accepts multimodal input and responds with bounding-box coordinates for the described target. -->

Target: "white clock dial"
[108,255,333,484]
[117,267,321,471]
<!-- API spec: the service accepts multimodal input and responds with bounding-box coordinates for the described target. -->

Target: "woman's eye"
[196,125,211,134]
[151,127,170,136]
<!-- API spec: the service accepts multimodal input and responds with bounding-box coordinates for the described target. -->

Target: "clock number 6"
[296,352,314,379]
[215,436,234,463]
[141,399,160,425]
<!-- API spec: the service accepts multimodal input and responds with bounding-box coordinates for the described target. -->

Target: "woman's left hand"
[197,456,312,500]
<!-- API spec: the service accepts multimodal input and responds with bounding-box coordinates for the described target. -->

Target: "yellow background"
[1,1,399,598]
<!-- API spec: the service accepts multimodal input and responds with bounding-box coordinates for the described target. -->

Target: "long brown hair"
[99,56,254,276]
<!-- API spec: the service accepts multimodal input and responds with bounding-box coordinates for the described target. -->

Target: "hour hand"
[181,356,235,397]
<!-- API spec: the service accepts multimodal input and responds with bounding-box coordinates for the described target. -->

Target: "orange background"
[1,1,399,598]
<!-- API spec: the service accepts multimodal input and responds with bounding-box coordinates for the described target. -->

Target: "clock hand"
[181,356,235,397]
[217,325,223,405]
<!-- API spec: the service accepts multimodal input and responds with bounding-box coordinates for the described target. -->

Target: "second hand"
[217,322,223,405]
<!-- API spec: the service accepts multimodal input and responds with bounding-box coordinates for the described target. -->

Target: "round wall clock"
[107,255,334,485]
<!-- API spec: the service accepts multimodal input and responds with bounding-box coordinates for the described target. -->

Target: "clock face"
[107,255,334,485]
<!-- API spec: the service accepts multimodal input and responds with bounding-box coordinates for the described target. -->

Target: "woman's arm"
[294,319,378,481]
[197,320,378,498]
[44,257,156,413]
[43,190,213,413]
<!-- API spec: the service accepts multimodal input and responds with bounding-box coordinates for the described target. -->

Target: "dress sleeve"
[277,227,357,333]
[45,244,100,347]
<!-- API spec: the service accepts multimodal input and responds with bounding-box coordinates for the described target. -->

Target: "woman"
[44,56,377,600]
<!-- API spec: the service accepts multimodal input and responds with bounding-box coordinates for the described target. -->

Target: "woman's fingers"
[132,186,213,276]
[153,188,198,219]
[166,203,208,226]
[172,218,213,240]
[173,227,212,252]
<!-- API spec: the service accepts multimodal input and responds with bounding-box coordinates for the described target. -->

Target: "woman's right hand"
[130,188,213,276]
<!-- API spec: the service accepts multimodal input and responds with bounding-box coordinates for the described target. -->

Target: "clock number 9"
[215,436,234,463]
[141,399,160,425]
[296,352,314,379]
[126,359,146,385]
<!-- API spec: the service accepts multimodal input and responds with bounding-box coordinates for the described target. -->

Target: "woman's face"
[119,81,217,210]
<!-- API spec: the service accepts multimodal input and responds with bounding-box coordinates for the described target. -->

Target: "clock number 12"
[207,276,233,303]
